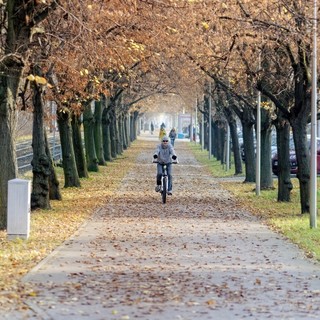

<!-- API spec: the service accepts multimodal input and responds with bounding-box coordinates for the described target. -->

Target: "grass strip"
[188,142,320,262]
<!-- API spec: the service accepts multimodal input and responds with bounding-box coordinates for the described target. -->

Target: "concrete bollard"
[7,179,31,240]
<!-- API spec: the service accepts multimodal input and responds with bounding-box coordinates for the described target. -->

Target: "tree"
[0,0,58,228]
[29,70,51,210]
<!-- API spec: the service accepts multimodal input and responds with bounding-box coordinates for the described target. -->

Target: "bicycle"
[153,160,178,203]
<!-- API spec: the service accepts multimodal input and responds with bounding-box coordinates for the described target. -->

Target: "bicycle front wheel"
[162,176,167,204]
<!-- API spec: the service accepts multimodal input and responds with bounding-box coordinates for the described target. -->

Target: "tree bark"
[45,131,62,201]
[94,100,106,166]
[124,113,130,149]
[83,102,99,172]
[72,113,88,178]
[110,107,118,158]
[0,64,19,228]
[130,113,135,142]
[102,106,112,162]
[57,107,81,187]
[31,80,51,210]
[291,117,310,213]
[276,119,292,201]
[241,107,256,182]
[117,115,123,155]
[121,113,128,150]
[224,106,242,175]
[132,111,139,141]
[260,108,274,189]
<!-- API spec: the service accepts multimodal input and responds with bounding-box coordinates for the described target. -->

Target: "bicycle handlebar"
[152,160,178,164]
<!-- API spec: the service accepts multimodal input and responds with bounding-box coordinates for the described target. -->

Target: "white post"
[256,54,261,196]
[310,0,317,228]
[7,179,31,240]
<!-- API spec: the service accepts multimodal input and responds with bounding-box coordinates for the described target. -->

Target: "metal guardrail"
[17,138,62,173]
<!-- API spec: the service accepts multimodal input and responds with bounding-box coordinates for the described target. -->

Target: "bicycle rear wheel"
[162,176,167,204]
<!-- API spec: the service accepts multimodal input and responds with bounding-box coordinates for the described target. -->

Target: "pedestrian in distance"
[169,127,177,146]
[159,126,167,141]
[150,122,154,135]
[153,136,177,195]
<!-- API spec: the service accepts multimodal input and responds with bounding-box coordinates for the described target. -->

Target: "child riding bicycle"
[153,136,177,195]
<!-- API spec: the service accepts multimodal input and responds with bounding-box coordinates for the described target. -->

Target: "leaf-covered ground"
[3,136,320,319]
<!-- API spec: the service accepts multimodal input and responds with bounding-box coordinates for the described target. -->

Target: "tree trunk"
[122,114,128,150]
[124,113,130,149]
[94,100,106,166]
[83,102,99,172]
[289,58,312,213]
[219,123,226,164]
[203,95,210,151]
[0,68,19,228]
[57,108,81,187]
[45,131,62,201]
[276,119,292,201]
[31,81,51,210]
[224,107,242,175]
[72,113,88,178]
[117,115,123,155]
[260,108,274,189]
[291,118,310,213]
[260,127,273,189]
[132,111,139,141]
[110,107,117,158]
[212,122,218,158]
[130,113,135,142]
[102,107,112,162]
[241,111,256,183]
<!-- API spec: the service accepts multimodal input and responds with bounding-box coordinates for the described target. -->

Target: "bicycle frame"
[153,160,177,204]
[160,164,168,204]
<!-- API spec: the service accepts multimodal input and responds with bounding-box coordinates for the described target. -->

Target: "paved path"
[4,136,320,319]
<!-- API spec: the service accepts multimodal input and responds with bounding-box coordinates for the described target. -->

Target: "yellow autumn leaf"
[202,22,209,30]
[166,26,178,34]
[27,74,35,81]
[206,299,216,305]
[94,76,100,84]
[34,76,47,85]
[28,291,38,297]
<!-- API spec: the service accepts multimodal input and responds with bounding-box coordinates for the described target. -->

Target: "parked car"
[272,137,320,175]
[272,150,299,175]
[241,142,275,161]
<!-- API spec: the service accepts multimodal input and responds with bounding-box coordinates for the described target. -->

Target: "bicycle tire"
[162,176,167,204]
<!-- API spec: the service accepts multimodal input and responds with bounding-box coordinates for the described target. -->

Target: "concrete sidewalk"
[5,136,320,320]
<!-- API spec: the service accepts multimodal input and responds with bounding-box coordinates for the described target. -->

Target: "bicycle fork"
[161,165,168,193]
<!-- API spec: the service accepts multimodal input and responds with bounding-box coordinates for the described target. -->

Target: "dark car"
[272,150,298,175]
[272,137,320,175]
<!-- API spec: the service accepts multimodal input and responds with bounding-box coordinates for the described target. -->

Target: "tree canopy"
[0,0,318,227]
